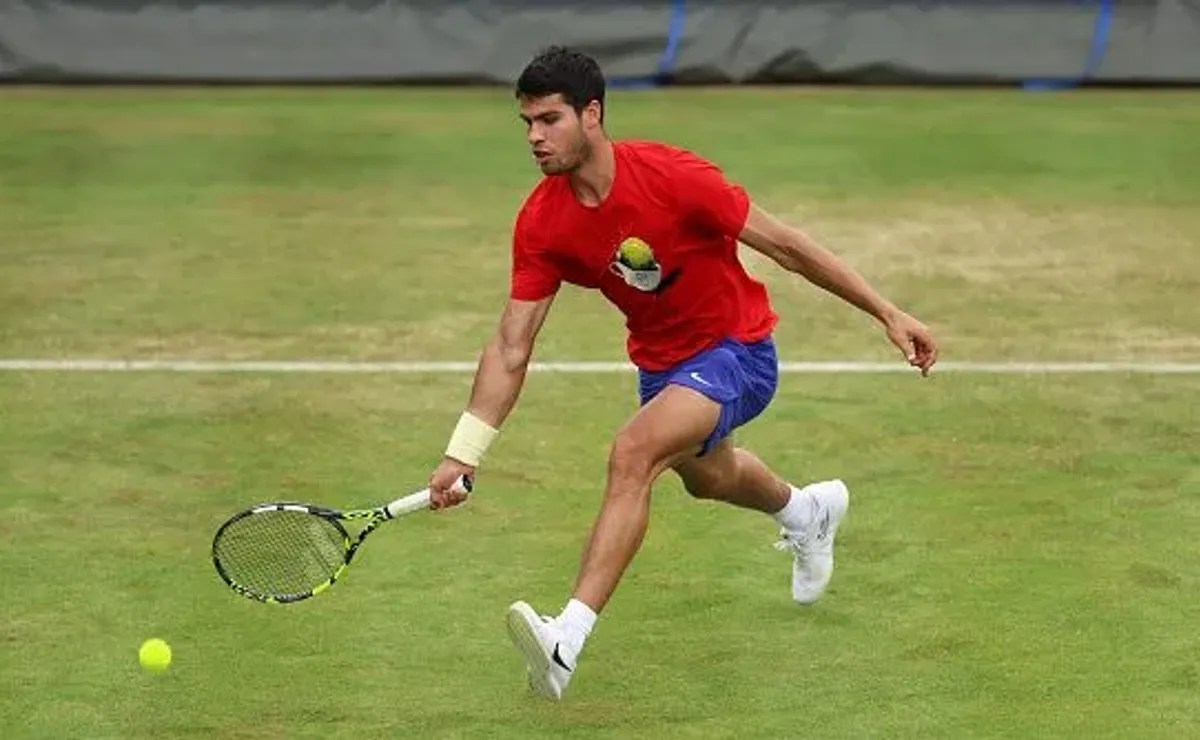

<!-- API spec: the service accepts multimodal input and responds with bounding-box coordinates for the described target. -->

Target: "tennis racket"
[211,475,472,604]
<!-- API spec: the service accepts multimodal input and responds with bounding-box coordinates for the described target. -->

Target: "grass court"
[2,87,1198,738]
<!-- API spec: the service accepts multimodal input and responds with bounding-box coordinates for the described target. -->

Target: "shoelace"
[774,530,810,554]
[774,517,831,554]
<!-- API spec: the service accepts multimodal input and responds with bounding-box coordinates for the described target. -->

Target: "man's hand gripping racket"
[429,457,477,510]
[211,474,473,604]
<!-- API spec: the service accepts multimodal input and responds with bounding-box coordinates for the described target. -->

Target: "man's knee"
[607,384,722,492]
[607,428,656,488]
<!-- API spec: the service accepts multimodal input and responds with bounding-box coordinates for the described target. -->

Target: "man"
[426,46,938,700]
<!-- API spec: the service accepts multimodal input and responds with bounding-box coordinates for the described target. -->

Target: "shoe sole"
[506,601,560,700]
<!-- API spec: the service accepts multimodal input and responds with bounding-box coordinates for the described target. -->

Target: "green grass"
[2,87,1198,361]
[1,87,1199,739]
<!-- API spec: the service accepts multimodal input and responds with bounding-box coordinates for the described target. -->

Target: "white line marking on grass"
[1,359,1199,374]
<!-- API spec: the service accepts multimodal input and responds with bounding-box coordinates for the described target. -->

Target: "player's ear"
[582,100,602,129]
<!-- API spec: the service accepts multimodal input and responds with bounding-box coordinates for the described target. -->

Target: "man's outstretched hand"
[884,311,939,376]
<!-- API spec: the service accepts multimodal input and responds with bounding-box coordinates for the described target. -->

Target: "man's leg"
[672,438,790,514]
[571,384,722,611]
[506,383,721,700]
[673,439,850,607]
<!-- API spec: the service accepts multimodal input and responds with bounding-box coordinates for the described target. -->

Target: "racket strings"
[214,509,347,598]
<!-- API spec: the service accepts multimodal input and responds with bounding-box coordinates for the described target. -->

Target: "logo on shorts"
[609,237,680,294]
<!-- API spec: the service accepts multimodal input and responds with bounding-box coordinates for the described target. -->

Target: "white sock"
[556,598,597,664]
[772,485,816,532]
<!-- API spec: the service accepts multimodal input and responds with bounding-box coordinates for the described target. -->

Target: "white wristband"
[445,411,499,467]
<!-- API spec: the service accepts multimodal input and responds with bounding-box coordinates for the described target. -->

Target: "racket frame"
[212,476,471,604]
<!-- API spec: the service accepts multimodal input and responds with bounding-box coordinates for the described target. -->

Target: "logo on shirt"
[609,237,679,294]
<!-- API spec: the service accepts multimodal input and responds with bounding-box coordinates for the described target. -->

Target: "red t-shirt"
[510,140,779,372]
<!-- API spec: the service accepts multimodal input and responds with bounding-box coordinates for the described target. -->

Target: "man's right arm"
[463,295,555,430]
[428,295,555,507]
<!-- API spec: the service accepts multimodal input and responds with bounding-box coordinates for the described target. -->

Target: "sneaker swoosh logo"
[818,510,831,539]
[689,372,713,386]
[551,644,574,672]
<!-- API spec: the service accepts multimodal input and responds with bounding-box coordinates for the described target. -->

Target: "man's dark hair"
[515,46,606,122]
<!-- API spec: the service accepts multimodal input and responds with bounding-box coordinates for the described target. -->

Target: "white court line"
[1,359,1199,374]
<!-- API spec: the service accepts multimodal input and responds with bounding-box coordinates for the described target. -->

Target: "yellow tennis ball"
[618,238,655,270]
[138,638,172,673]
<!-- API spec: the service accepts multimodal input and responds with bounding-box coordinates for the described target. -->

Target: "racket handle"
[385,475,472,518]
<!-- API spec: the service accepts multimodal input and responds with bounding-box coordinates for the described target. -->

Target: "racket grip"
[385,475,472,518]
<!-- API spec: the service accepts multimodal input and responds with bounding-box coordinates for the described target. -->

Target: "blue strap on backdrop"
[610,0,687,89]
[1024,0,1114,90]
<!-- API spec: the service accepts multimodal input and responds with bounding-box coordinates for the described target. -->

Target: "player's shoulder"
[617,139,720,170]
[513,176,570,248]
[515,177,559,223]
[517,176,560,216]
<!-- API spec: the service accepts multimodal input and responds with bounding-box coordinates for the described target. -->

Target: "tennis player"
[427,46,938,700]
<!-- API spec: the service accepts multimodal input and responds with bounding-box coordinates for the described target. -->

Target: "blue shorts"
[638,336,779,456]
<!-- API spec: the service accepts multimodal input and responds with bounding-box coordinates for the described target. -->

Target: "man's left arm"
[739,201,939,376]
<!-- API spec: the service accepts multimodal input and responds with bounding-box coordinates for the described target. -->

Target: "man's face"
[519,93,598,175]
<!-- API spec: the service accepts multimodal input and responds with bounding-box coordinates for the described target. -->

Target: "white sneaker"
[774,479,850,604]
[506,601,574,700]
